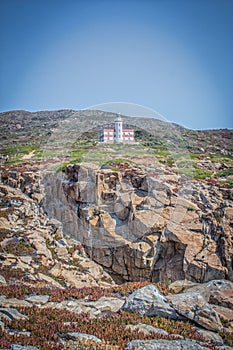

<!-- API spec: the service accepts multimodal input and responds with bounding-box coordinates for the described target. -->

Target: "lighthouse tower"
[114,114,123,142]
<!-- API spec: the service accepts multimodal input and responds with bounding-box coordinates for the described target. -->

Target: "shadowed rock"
[122,284,181,319]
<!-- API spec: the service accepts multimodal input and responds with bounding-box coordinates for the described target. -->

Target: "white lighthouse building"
[114,114,123,142]
[100,114,134,143]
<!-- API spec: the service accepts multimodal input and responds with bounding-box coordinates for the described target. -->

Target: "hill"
[0,109,232,160]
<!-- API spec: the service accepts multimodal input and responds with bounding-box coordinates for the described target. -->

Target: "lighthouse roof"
[115,114,122,122]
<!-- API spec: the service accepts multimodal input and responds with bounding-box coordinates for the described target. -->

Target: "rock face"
[0,165,115,288]
[45,163,233,284]
[1,161,233,286]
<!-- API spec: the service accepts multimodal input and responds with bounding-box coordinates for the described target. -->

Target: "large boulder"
[167,292,223,331]
[122,284,180,319]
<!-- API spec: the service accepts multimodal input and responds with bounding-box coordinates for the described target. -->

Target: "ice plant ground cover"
[0,283,232,349]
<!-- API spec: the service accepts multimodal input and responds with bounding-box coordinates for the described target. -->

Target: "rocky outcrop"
[1,161,233,286]
[0,166,115,288]
[122,284,180,319]
[48,163,233,284]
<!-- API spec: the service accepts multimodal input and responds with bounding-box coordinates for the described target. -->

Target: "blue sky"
[0,0,233,129]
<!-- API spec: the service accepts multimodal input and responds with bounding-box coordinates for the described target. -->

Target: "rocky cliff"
[1,158,232,285]
[0,152,233,349]
[41,160,233,285]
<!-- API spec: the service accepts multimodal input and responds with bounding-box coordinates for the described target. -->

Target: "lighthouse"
[114,114,123,142]
[100,114,134,143]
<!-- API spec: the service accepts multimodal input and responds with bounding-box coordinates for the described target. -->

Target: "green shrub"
[175,168,211,179]
[105,158,131,164]
[153,150,170,158]
[187,207,195,211]
[216,168,233,177]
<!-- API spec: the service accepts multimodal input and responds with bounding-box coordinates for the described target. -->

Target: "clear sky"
[0,0,233,129]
